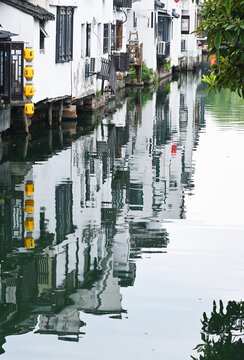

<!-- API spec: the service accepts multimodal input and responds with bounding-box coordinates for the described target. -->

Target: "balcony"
[113,0,132,8]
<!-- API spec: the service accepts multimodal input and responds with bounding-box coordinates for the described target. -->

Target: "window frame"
[56,6,74,63]
[103,23,109,54]
[181,15,190,35]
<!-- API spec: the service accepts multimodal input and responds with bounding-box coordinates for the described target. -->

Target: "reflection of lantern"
[171,144,177,154]
[25,217,34,231]
[25,102,34,115]
[25,199,34,213]
[25,237,35,248]
[25,183,34,196]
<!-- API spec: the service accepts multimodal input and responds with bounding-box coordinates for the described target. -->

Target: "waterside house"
[0,0,201,133]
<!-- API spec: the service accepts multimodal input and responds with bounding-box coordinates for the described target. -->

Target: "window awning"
[172,9,180,18]
[40,26,48,38]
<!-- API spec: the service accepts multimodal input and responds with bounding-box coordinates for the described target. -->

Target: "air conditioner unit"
[158,41,166,55]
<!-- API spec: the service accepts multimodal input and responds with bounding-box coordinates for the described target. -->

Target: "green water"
[0,69,244,359]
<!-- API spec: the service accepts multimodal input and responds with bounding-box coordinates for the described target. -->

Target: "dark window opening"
[56,6,74,63]
[103,24,109,54]
[133,12,137,28]
[158,15,171,42]
[86,23,91,57]
[151,12,154,28]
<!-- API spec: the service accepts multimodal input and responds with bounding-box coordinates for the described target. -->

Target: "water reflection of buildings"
[0,70,205,353]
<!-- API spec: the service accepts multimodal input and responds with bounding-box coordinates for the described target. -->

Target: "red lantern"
[174,0,179,2]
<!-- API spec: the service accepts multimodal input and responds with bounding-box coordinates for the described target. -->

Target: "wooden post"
[23,108,29,134]
[48,102,52,127]
[101,79,105,95]
[48,129,52,151]
[22,135,29,158]
[58,100,63,123]
[58,125,63,147]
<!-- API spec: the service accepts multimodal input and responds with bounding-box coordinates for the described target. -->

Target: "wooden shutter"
[116,20,123,51]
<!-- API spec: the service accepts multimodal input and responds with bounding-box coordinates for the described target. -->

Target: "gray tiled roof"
[0,0,55,21]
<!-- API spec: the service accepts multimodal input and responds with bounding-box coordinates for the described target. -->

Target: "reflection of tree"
[192,300,244,360]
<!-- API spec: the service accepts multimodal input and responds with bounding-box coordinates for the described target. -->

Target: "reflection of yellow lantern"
[24,84,34,97]
[25,237,35,248]
[24,48,34,60]
[24,102,34,115]
[25,217,34,231]
[24,66,34,79]
[25,200,34,213]
[25,183,34,196]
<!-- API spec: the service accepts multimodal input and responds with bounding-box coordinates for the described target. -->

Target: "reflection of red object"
[210,54,216,66]
[174,0,179,2]
[171,144,177,154]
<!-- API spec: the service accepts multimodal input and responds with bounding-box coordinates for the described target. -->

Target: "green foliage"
[192,300,244,360]
[165,58,171,72]
[165,81,171,93]
[141,60,154,82]
[129,66,137,79]
[95,90,102,98]
[197,0,244,97]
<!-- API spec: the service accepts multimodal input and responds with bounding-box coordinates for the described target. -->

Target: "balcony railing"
[113,0,132,8]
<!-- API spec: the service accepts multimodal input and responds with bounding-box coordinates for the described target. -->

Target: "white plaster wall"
[128,0,156,71]
[71,0,114,99]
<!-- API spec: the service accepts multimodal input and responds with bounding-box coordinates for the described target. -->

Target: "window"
[56,6,74,63]
[181,15,190,34]
[97,23,102,55]
[81,23,85,57]
[151,12,154,28]
[40,21,48,52]
[181,40,186,51]
[103,24,109,54]
[158,16,171,42]
[111,24,116,51]
[133,12,137,28]
[86,23,91,57]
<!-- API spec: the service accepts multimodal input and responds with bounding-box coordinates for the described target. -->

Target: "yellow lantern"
[24,48,34,60]
[25,217,34,231]
[25,102,34,115]
[25,237,35,248]
[25,199,34,213]
[24,66,34,79]
[25,183,34,196]
[24,84,34,97]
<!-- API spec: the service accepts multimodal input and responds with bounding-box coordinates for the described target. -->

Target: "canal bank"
[0,65,243,360]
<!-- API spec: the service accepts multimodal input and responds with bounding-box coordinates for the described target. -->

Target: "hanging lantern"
[24,84,34,97]
[25,183,34,196]
[24,48,34,60]
[24,66,34,79]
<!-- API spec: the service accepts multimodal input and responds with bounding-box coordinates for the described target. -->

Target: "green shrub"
[141,60,154,82]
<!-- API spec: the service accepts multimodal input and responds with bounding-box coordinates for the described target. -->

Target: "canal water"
[0,67,244,359]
